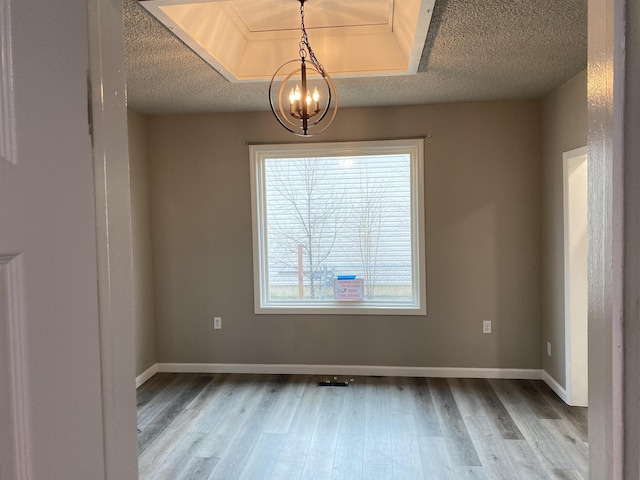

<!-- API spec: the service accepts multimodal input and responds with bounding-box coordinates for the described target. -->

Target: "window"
[249,139,426,315]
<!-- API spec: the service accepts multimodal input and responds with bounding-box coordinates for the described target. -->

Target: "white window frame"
[249,139,426,315]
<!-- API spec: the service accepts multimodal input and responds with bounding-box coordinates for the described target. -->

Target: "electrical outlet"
[547,341,551,356]
[214,316,222,329]
[483,320,492,334]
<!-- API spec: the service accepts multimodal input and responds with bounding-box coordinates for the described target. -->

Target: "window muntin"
[250,139,426,315]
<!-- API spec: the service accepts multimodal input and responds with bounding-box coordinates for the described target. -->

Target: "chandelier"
[268,0,338,136]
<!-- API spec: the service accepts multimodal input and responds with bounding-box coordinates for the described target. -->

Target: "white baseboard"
[542,370,570,404]
[136,363,158,388]
[154,363,543,380]
[140,364,572,402]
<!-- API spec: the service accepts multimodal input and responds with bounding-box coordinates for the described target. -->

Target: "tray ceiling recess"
[139,0,436,82]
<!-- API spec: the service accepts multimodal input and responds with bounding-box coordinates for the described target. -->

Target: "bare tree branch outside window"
[266,157,346,299]
[264,154,412,302]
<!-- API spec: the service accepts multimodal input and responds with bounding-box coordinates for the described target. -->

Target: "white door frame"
[563,146,588,406]
[82,0,635,478]
[0,3,28,477]
[87,0,139,478]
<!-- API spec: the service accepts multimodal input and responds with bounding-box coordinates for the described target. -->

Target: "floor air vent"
[318,377,353,387]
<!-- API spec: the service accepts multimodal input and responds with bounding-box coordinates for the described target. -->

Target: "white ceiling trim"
[139,0,435,82]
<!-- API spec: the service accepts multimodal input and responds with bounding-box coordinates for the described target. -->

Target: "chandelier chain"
[299,0,325,76]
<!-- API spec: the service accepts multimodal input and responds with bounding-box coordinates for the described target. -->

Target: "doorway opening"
[563,146,588,407]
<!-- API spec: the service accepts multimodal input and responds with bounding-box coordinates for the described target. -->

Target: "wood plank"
[150,432,209,480]
[390,427,425,479]
[138,374,213,453]
[206,409,271,480]
[408,377,441,436]
[451,466,490,479]
[238,433,285,480]
[464,415,519,479]
[502,439,554,480]
[363,464,393,480]
[338,378,367,435]
[388,377,416,415]
[429,378,481,467]
[551,469,585,480]
[138,373,207,431]
[539,419,588,479]
[189,374,263,435]
[255,375,289,411]
[138,408,205,479]
[363,377,392,467]
[511,380,561,419]
[184,373,230,410]
[319,381,348,414]
[390,413,418,437]
[270,461,305,480]
[332,433,364,480]
[136,372,176,409]
[300,412,341,480]
[531,381,588,442]
[489,380,577,471]
[263,375,307,434]
[176,456,219,480]
[190,381,270,459]
[457,378,524,440]
[417,436,455,480]
[447,378,485,418]
[136,374,589,480]
[277,379,325,463]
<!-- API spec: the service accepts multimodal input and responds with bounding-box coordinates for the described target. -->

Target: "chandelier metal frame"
[268,0,338,136]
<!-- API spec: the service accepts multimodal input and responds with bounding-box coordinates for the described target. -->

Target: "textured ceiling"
[124,0,587,115]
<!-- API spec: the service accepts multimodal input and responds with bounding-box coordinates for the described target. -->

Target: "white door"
[0,0,109,477]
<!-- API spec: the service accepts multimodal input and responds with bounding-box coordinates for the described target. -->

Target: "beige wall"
[128,110,158,376]
[541,70,588,386]
[146,100,543,369]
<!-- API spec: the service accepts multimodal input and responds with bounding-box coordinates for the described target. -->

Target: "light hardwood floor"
[137,373,588,480]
